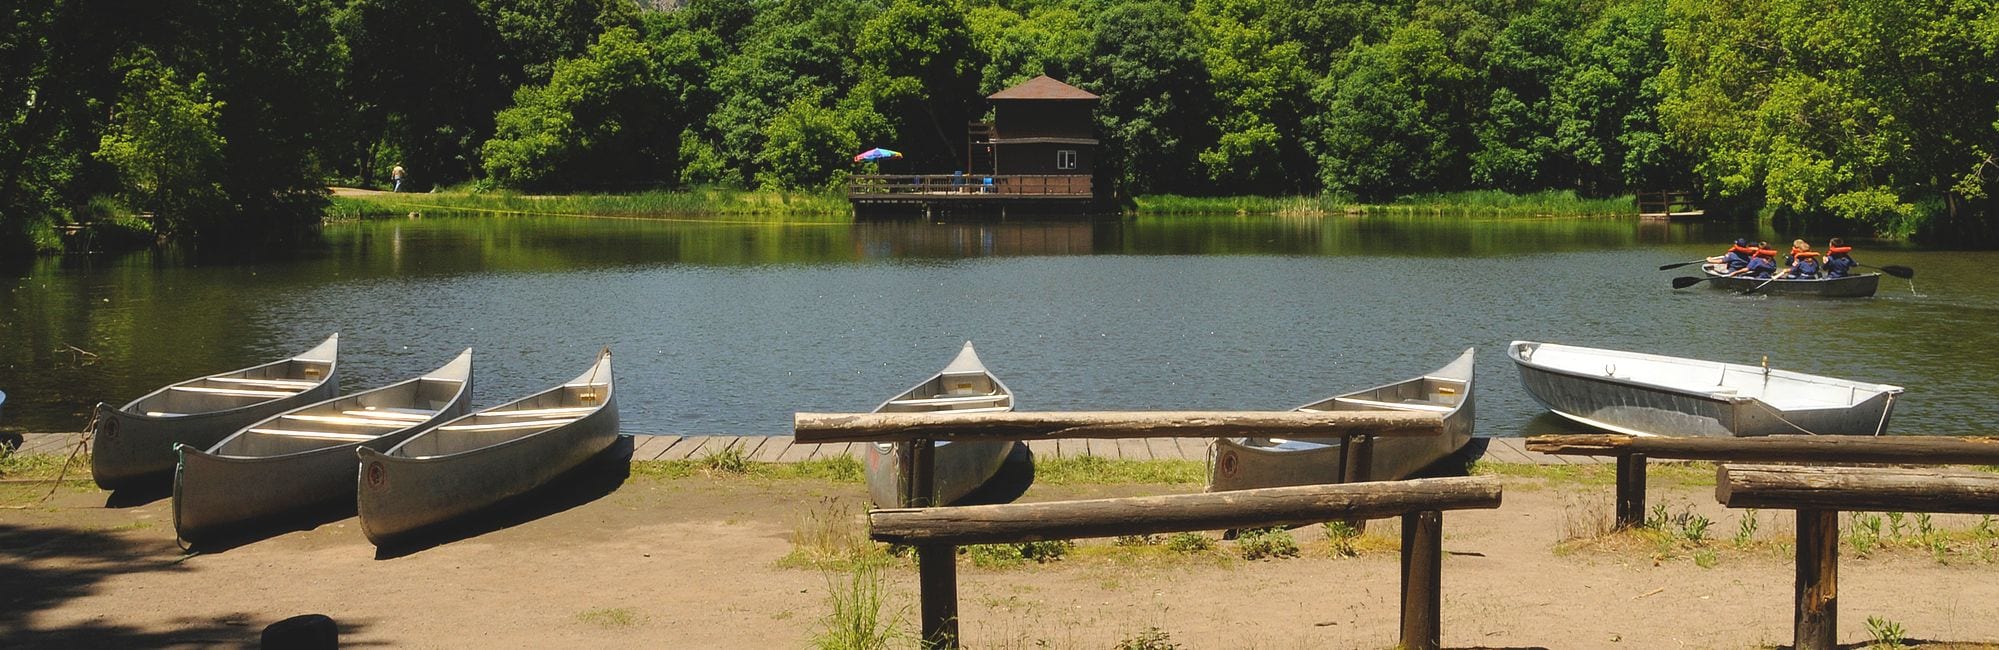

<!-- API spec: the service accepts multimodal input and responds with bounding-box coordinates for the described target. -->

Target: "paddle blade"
[1658,259,1708,271]
[1880,265,1915,279]
[1671,276,1708,289]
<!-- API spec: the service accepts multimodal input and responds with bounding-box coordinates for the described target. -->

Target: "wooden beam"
[1717,465,1999,514]
[1527,433,1999,465]
[869,476,1502,546]
[1399,511,1443,650]
[795,410,1443,444]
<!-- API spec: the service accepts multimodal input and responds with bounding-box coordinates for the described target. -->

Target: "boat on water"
[1697,264,1881,297]
[92,334,340,490]
[864,342,1018,507]
[1209,348,1476,492]
[174,349,473,544]
[1509,341,1902,437]
[357,349,617,544]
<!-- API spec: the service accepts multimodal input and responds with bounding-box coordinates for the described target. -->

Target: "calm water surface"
[3,213,1993,439]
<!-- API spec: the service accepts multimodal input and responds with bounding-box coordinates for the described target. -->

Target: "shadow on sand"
[371,435,636,560]
[0,522,382,647]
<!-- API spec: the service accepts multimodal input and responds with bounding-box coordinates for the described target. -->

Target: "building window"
[1057,150,1077,170]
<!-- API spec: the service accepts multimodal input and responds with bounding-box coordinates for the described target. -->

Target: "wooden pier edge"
[794,410,1443,444]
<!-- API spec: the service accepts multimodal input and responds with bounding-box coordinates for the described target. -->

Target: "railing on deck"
[848,174,1092,198]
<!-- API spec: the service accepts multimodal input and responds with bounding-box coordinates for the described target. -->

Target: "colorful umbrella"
[853,147,903,162]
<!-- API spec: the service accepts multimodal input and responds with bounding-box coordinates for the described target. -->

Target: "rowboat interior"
[1519,343,1890,411]
[878,369,1012,414]
[211,376,466,457]
[393,381,608,458]
[1248,374,1468,451]
[132,357,333,418]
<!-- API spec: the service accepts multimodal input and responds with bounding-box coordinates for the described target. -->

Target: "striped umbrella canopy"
[852,147,903,162]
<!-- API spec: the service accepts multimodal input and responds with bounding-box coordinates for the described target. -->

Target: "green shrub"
[1166,532,1214,554]
[1236,527,1299,560]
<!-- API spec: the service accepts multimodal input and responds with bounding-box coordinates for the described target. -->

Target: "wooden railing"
[1636,190,1705,218]
[848,174,1091,198]
[794,410,1502,650]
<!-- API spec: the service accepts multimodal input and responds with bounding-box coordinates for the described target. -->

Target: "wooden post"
[1615,453,1647,529]
[1795,510,1838,650]
[1399,510,1442,650]
[1344,434,1373,532]
[906,439,958,649]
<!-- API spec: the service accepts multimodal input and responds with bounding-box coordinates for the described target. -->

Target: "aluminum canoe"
[173,349,473,545]
[1209,348,1476,492]
[92,334,340,490]
[864,342,1018,507]
[1698,264,1881,297]
[357,349,617,544]
[1509,341,1902,437]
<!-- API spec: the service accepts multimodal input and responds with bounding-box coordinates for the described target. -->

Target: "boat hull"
[93,335,340,490]
[358,354,618,544]
[1210,348,1477,492]
[863,342,1019,507]
[1700,265,1881,297]
[1509,341,1900,437]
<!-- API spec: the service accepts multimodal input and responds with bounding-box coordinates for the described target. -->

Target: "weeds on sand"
[1113,627,1182,650]
[631,455,864,482]
[1323,522,1360,558]
[965,541,1074,569]
[1166,532,1214,554]
[700,447,753,474]
[1235,527,1299,560]
[575,607,642,628]
[1865,615,1907,648]
[814,563,908,650]
[782,498,897,571]
[1032,455,1205,485]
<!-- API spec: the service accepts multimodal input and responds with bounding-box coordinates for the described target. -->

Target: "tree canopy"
[6,0,1999,256]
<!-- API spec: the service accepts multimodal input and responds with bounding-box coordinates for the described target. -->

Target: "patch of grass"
[575,607,642,628]
[700,447,753,474]
[630,454,866,483]
[1031,455,1206,485]
[1733,510,1761,548]
[330,186,853,220]
[1865,615,1907,648]
[965,540,1073,569]
[814,563,907,650]
[0,449,88,480]
[1113,534,1160,547]
[1166,532,1215,554]
[781,498,897,571]
[1235,527,1299,560]
[1114,627,1182,650]
[1322,521,1361,558]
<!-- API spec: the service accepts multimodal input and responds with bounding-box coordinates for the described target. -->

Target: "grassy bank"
[327,186,851,221]
[1133,189,1635,218]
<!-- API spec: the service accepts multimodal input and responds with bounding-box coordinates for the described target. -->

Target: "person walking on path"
[391,163,406,193]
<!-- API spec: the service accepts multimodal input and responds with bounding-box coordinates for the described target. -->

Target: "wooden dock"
[7,433,1597,466]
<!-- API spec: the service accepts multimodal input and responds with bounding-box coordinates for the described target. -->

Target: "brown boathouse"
[850,75,1101,220]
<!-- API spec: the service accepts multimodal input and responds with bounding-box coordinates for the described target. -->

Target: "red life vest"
[1827,245,1853,256]
[1727,244,1757,256]
[1753,247,1778,258]
[1790,249,1821,260]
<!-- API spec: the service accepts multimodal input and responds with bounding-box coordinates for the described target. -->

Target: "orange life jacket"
[1727,244,1757,256]
[1790,249,1820,260]
[1753,247,1778,258]
[1827,245,1853,256]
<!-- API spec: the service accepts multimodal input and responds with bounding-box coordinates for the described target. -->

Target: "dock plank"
[1024,439,1058,460]
[750,437,792,462]
[1115,438,1152,461]
[775,439,819,463]
[736,436,770,460]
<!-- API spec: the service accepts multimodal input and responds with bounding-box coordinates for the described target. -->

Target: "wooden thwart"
[794,410,1443,444]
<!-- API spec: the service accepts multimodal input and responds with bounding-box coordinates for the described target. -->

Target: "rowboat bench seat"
[144,411,187,418]
[484,406,599,418]
[281,414,411,427]
[208,377,321,389]
[438,418,581,432]
[888,394,1007,408]
[342,408,438,421]
[246,427,377,441]
[1333,397,1455,412]
[172,386,300,398]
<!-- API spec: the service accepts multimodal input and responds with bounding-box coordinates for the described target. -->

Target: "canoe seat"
[484,406,599,418]
[280,414,410,428]
[1333,397,1455,412]
[172,386,298,398]
[144,411,187,418]
[342,408,437,421]
[246,428,378,441]
[209,377,321,389]
[437,417,580,432]
[888,394,1007,408]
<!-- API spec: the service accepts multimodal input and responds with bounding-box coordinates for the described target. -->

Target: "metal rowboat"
[1698,264,1881,297]
[1209,348,1476,492]
[356,349,617,544]
[92,334,340,490]
[864,342,1017,507]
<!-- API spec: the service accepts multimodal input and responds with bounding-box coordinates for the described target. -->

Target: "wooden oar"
[1671,275,1726,289]
[1861,264,1915,279]
[1658,258,1713,271]
[1741,273,1787,295]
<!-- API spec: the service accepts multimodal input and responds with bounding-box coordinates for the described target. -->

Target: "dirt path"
[2,470,1995,648]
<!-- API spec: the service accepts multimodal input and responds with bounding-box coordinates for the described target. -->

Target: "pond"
[3,212,1992,440]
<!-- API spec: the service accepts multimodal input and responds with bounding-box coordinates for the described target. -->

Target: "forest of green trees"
[5,0,1998,257]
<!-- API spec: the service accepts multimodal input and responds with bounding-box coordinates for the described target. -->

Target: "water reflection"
[2,213,1993,441]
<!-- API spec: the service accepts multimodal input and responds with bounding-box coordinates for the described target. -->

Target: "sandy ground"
[2,461,1996,649]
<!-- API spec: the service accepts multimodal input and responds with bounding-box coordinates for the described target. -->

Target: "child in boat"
[1824,238,1858,278]
[1781,239,1822,279]
[1726,242,1779,279]
[1706,238,1757,272]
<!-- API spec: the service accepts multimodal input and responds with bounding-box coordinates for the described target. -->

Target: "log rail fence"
[793,410,1502,650]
